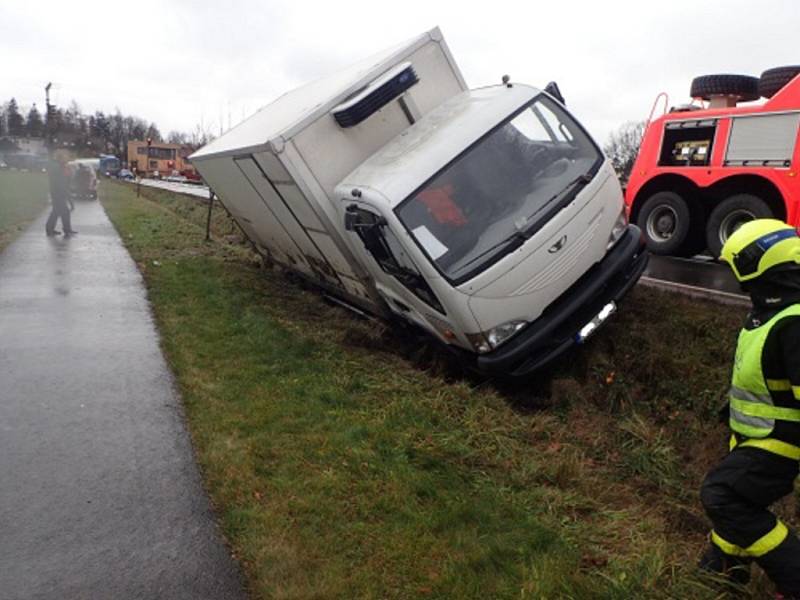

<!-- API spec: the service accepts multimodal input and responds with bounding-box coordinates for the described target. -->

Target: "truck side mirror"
[344,204,359,231]
[544,81,565,105]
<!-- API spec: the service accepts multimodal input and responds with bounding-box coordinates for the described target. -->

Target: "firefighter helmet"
[720,219,800,282]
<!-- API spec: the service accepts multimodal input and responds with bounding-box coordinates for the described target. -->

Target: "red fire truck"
[626,66,800,257]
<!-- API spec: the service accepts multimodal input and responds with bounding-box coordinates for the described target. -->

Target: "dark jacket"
[47,160,70,202]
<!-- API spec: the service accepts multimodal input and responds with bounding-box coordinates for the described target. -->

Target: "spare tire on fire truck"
[690,74,760,102]
[759,65,800,99]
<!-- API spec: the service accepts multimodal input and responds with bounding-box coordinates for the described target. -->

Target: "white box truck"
[190,27,648,376]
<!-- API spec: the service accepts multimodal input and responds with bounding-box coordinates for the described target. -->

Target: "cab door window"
[346,205,445,313]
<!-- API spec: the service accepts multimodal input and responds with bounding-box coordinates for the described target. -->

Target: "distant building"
[127,140,197,176]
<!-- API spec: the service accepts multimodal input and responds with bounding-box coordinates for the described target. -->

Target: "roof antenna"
[501,75,512,88]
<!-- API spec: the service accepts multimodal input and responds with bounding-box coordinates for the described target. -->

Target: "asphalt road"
[0,200,246,599]
[135,178,211,199]
[641,254,749,306]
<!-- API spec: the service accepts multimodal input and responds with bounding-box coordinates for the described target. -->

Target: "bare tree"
[145,123,162,143]
[189,122,215,147]
[166,130,188,145]
[604,121,646,183]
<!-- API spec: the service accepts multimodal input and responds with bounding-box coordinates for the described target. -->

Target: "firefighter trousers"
[700,446,800,595]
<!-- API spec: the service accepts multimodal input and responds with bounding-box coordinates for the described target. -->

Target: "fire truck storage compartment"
[724,113,800,167]
[659,119,716,167]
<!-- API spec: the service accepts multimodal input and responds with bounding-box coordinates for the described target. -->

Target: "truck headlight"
[607,208,628,250]
[466,320,528,354]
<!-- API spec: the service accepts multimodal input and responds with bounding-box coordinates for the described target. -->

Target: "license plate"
[575,302,617,344]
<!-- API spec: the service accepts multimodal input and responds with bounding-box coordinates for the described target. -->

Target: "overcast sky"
[2,0,798,145]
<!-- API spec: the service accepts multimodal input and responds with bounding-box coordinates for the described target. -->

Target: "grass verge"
[0,169,49,251]
[101,180,786,599]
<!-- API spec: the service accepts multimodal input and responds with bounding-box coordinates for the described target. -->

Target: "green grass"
[0,169,49,251]
[101,180,785,599]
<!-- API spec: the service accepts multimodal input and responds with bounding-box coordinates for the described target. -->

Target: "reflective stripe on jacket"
[730,304,800,441]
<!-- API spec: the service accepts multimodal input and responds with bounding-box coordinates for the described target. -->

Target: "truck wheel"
[759,65,800,98]
[690,74,760,102]
[636,191,692,255]
[705,194,773,258]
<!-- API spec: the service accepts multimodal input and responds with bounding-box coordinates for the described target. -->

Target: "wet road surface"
[133,178,211,199]
[0,201,246,599]
[641,254,749,305]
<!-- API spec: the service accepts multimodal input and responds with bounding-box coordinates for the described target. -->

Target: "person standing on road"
[45,149,77,237]
[700,219,800,598]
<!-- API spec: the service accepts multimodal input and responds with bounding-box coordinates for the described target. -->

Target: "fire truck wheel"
[706,194,772,258]
[636,191,692,255]
[690,74,760,102]
[759,66,800,98]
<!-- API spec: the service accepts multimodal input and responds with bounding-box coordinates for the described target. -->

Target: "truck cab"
[337,85,647,375]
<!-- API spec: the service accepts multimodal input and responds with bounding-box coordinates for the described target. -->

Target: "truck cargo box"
[191,28,466,314]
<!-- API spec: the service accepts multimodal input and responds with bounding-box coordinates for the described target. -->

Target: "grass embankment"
[0,170,49,251]
[101,180,787,598]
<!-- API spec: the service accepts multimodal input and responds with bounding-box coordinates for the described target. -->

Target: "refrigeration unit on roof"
[332,62,419,128]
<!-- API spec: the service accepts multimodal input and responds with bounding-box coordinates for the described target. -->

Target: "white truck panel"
[250,153,327,231]
[197,157,312,273]
[399,39,467,116]
[306,230,364,284]
[291,102,412,196]
[272,181,327,232]
[234,156,342,287]
[252,151,292,182]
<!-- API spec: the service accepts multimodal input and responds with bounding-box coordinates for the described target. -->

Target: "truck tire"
[690,74,759,102]
[759,65,800,98]
[636,191,693,255]
[705,194,773,258]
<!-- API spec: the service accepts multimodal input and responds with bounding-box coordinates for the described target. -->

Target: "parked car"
[69,163,98,200]
[181,169,202,182]
[118,169,135,180]
[164,171,188,183]
[626,65,800,257]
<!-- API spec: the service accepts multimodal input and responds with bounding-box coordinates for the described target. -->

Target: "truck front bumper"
[475,225,648,377]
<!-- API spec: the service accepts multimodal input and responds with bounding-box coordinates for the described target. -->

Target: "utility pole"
[206,191,215,241]
[44,82,52,150]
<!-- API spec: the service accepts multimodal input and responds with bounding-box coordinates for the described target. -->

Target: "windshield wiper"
[451,230,527,275]
[520,172,593,236]
[448,172,594,278]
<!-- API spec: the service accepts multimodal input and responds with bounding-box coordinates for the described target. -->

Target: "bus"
[98,154,121,177]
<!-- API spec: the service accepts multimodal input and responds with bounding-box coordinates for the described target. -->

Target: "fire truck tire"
[636,191,693,255]
[759,66,800,98]
[690,74,760,102]
[706,194,773,258]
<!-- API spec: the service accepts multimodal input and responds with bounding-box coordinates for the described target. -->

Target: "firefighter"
[700,219,800,597]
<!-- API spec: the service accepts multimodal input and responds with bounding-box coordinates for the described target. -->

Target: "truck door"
[344,203,446,328]
[234,156,343,288]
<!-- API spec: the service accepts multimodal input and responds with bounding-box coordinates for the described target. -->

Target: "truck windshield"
[395,95,602,284]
